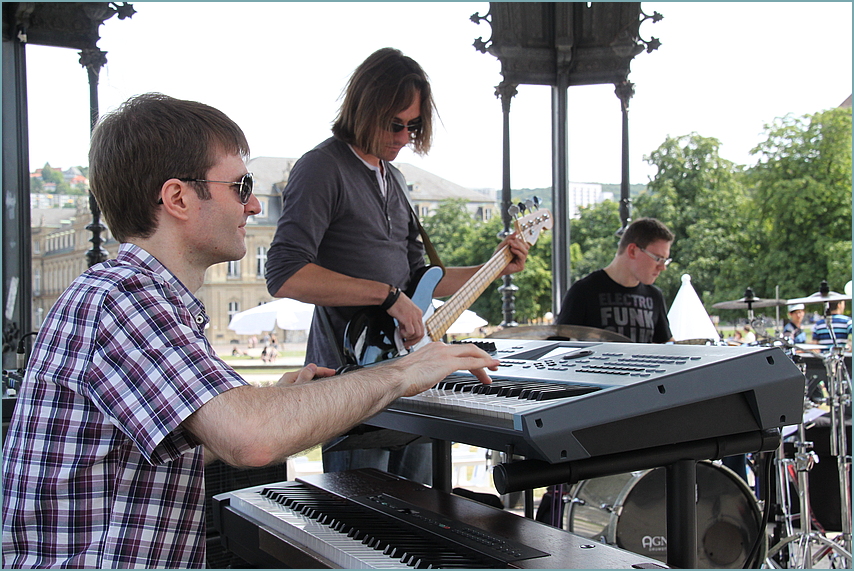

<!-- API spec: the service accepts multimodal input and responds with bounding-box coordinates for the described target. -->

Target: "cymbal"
[485,324,632,343]
[712,297,787,310]
[786,291,851,304]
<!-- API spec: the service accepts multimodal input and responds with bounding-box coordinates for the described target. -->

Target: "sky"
[23,2,853,191]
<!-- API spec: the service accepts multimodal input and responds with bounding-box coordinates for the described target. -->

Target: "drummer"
[783,303,806,344]
[556,217,675,343]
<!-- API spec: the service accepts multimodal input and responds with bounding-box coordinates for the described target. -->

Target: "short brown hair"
[332,48,435,157]
[617,217,674,254]
[88,93,249,242]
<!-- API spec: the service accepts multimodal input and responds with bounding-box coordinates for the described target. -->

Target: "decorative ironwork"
[472,2,664,319]
[638,8,664,53]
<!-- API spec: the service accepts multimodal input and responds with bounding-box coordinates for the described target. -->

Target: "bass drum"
[565,461,763,568]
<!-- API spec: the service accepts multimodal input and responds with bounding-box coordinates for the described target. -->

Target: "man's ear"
[626,242,639,258]
[159,179,191,220]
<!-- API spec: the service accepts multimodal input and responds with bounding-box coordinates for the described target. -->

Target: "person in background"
[264,48,528,483]
[783,303,806,344]
[1,93,499,569]
[812,300,852,350]
[557,217,675,343]
[742,324,757,344]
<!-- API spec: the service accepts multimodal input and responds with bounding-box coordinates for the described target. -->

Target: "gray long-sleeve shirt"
[266,137,425,367]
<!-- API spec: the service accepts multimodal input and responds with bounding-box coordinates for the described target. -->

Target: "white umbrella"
[431,300,488,335]
[667,274,720,342]
[228,298,315,335]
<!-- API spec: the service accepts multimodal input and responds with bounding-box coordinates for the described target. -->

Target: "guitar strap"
[389,166,444,270]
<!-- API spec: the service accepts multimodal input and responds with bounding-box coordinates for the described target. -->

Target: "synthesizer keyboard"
[365,339,805,463]
[213,468,671,569]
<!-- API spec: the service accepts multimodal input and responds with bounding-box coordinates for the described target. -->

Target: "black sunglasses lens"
[389,122,405,133]
[239,173,253,203]
[407,122,422,133]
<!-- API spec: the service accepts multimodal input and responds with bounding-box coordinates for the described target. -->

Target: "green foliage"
[568,200,621,280]
[40,163,64,185]
[423,200,554,325]
[744,108,853,299]
[637,133,750,307]
[567,111,852,322]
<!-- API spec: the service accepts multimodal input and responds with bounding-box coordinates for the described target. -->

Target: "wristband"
[379,284,401,311]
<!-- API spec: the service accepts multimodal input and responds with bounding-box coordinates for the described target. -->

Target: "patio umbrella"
[667,274,720,342]
[431,300,488,335]
[228,298,316,335]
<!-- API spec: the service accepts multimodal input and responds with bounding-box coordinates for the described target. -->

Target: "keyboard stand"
[493,428,782,569]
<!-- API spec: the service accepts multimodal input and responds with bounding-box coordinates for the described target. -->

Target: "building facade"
[30,159,498,345]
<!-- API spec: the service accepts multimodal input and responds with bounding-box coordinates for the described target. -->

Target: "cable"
[744,451,774,568]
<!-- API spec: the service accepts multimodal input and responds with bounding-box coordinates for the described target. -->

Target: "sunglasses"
[388,119,422,133]
[175,172,255,204]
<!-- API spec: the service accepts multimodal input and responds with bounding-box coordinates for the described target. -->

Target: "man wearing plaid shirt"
[1,93,499,569]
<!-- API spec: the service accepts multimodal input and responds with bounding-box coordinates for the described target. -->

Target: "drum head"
[567,462,763,568]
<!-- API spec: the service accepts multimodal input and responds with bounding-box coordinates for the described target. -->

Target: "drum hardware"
[765,291,853,568]
[712,288,787,344]
[494,429,781,569]
[563,461,764,569]
[712,288,788,311]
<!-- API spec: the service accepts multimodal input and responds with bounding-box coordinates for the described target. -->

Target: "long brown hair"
[332,48,436,158]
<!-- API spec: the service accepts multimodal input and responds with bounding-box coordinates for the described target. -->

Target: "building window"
[228,301,239,323]
[420,205,429,218]
[227,260,240,278]
[256,246,268,278]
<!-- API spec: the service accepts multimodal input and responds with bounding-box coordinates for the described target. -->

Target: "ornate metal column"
[472,2,661,320]
[495,81,519,327]
[1,2,133,367]
[615,80,635,236]
[79,47,109,266]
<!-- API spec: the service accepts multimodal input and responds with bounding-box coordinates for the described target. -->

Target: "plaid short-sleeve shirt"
[2,244,247,568]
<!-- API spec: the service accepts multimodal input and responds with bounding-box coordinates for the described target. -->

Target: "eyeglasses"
[175,172,255,204]
[639,247,672,267]
[388,119,422,133]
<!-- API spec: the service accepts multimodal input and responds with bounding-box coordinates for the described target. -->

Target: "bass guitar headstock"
[508,197,553,247]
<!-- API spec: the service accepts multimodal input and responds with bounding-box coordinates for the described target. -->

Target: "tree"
[40,162,64,185]
[423,199,553,325]
[637,134,750,306]
[567,200,622,282]
[745,108,852,298]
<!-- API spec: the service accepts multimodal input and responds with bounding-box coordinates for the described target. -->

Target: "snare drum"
[565,461,763,568]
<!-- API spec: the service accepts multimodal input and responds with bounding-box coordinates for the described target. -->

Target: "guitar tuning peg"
[524,198,535,212]
[508,204,520,218]
[516,201,527,214]
[532,196,541,208]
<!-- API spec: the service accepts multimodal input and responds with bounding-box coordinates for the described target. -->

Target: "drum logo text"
[642,535,667,552]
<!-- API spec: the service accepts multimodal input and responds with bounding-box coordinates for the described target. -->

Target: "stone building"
[30,159,498,346]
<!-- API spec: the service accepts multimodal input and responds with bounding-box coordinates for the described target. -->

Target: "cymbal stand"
[766,305,853,568]
[823,313,852,563]
[766,404,850,568]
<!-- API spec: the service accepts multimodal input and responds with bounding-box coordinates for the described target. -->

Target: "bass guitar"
[343,206,552,367]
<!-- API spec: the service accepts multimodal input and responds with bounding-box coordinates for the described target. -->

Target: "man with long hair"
[266,48,529,482]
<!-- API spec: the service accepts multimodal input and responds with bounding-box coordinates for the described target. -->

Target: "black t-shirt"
[556,269,672,343]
